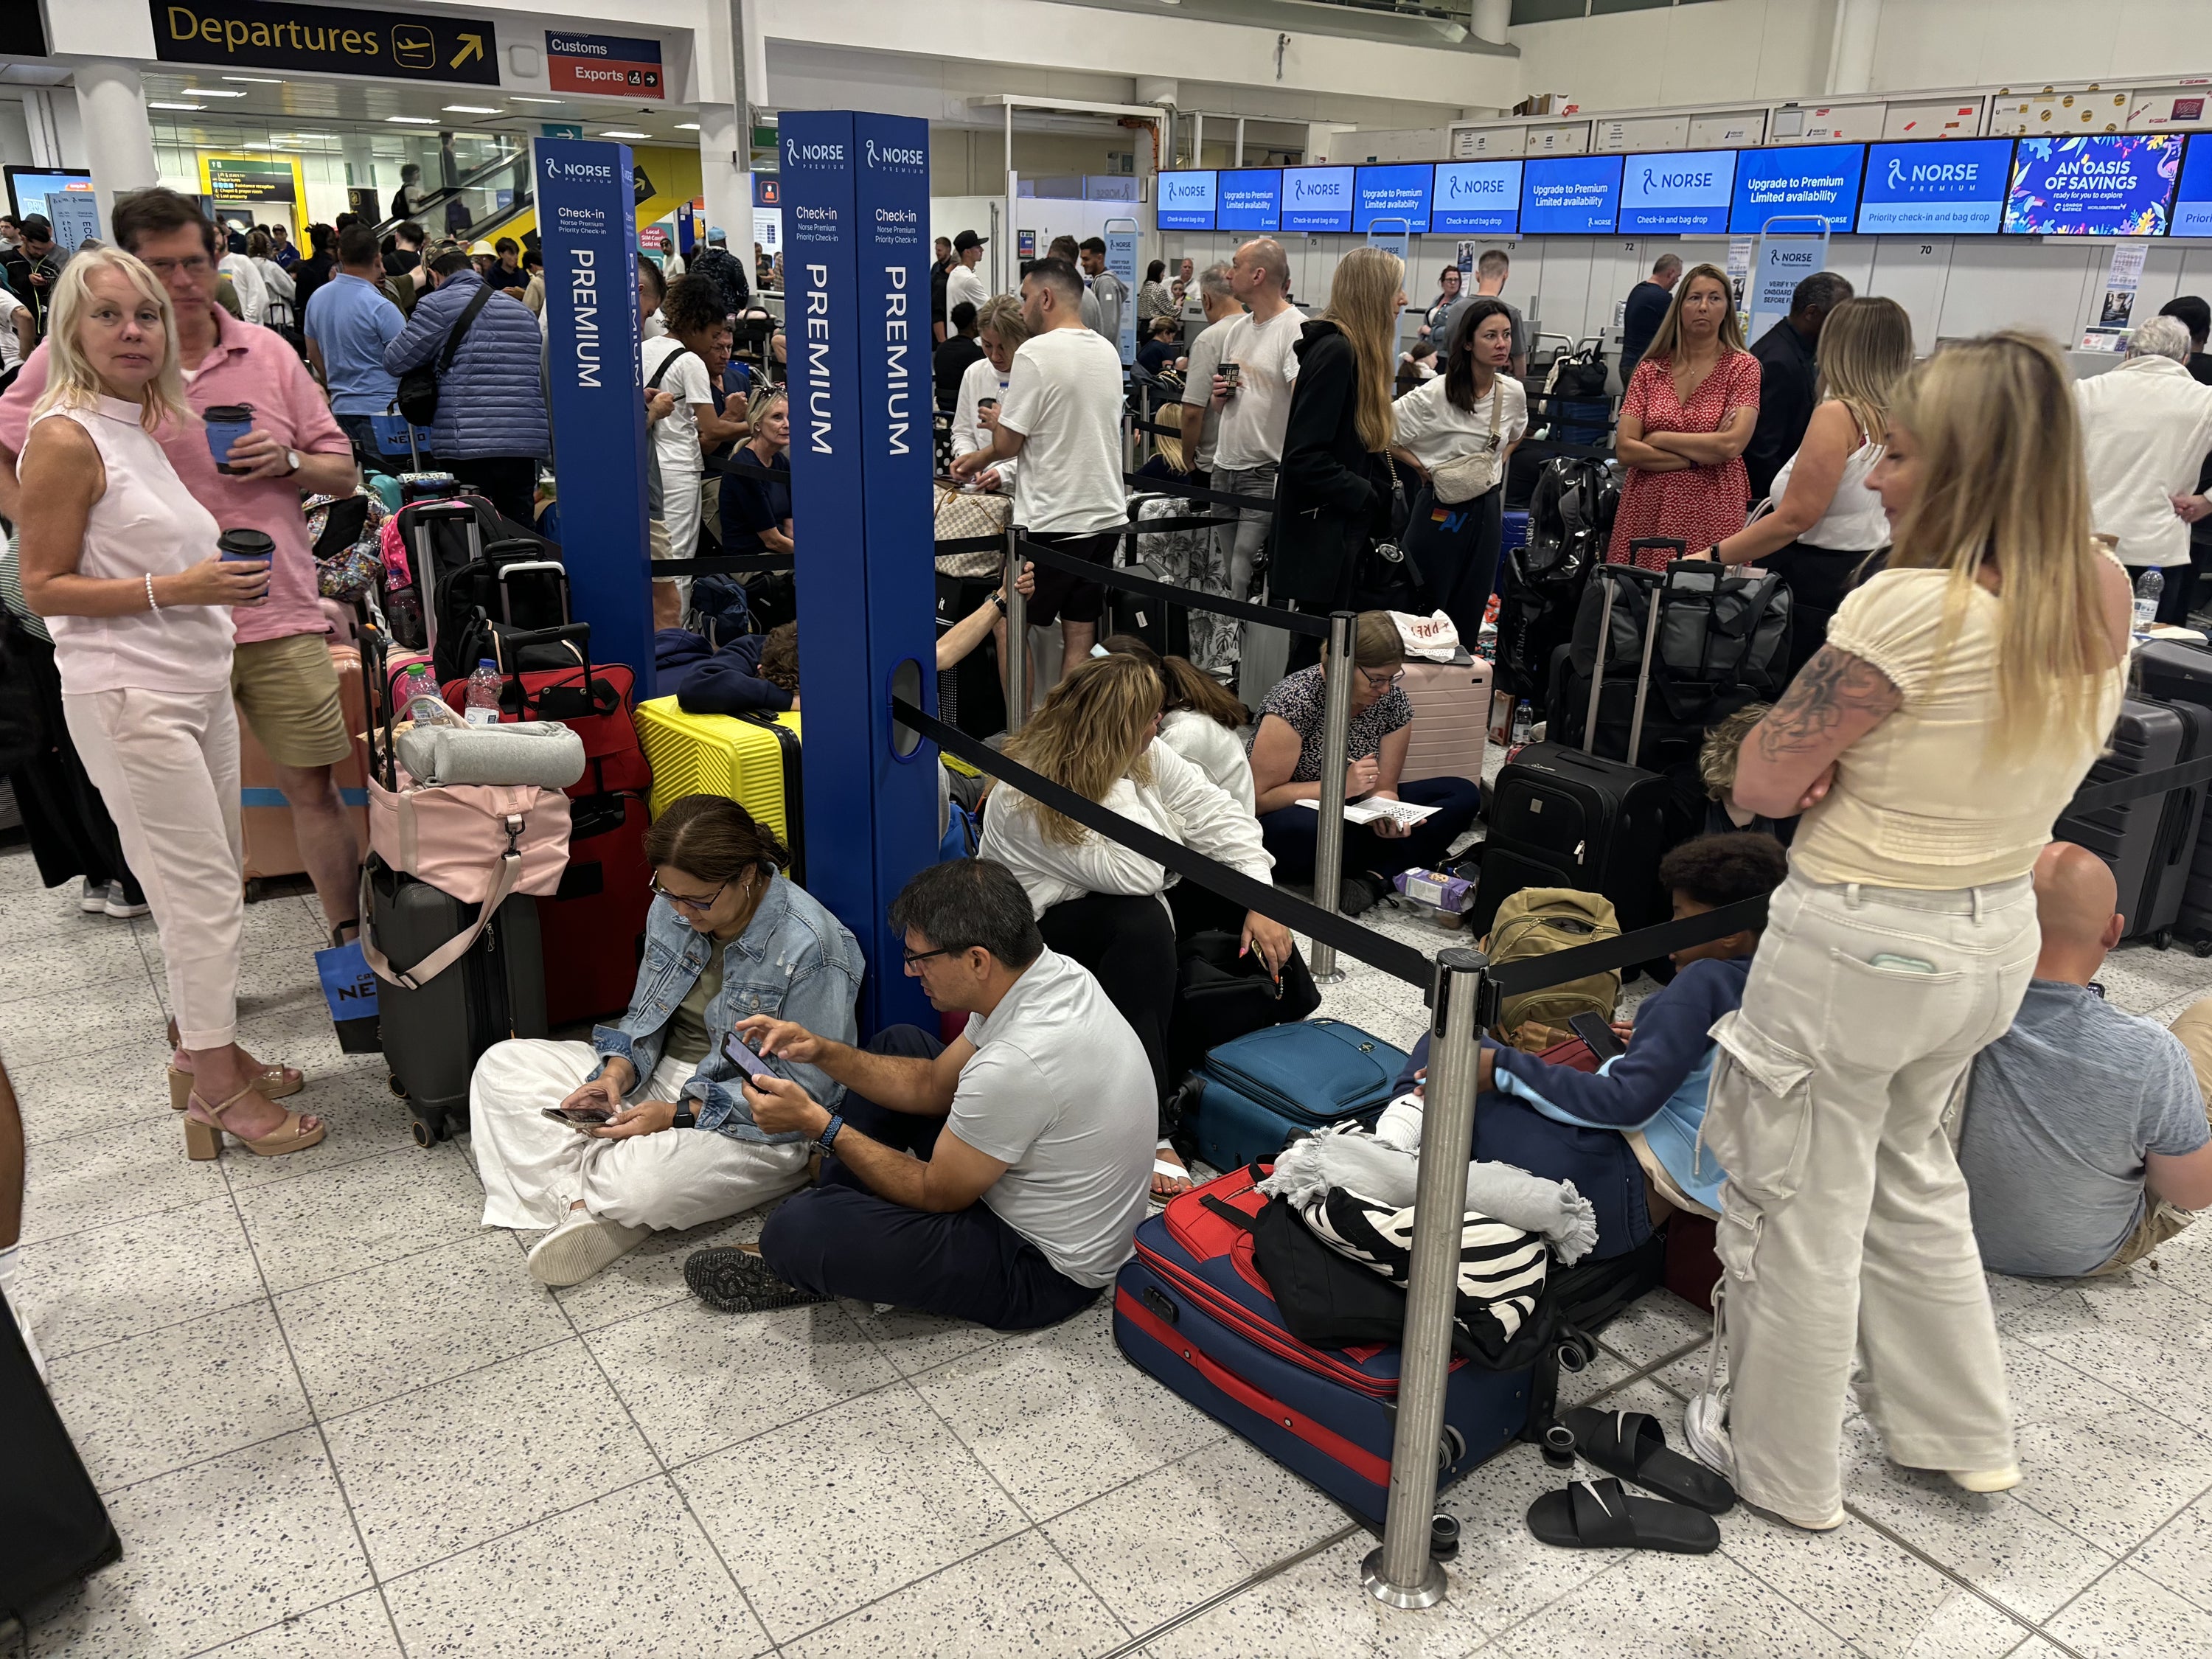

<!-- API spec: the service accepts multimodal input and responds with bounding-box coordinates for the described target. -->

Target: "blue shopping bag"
[317,936,382,1053]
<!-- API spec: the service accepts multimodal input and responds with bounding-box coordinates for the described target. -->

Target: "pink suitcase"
[1399,656,1490,784]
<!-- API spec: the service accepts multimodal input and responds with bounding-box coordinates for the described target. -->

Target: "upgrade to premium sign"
[153,1,498,85]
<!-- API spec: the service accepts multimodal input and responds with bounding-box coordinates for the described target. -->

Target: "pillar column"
[69,60,158,235]
[1825,0,1882,97]
[1470,0,1511,46]
[698,0,764,259]
[21,91,66,170]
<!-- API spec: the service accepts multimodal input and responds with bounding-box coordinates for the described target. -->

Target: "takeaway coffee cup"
[204,404,254,475]
[217,528,274,605]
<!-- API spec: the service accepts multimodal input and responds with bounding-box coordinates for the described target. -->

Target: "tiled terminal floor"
[10,833,2212,1658]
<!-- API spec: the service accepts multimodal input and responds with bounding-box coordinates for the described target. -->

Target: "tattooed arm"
[1733,646,1903,818]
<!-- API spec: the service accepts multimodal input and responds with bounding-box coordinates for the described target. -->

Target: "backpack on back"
[1484,886,1621,1051]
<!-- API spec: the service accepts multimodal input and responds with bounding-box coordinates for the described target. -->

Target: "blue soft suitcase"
[1183,1019,1411,1175]
[1113,1164,1532,1524]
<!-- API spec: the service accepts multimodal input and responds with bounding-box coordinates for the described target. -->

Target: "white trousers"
[63,684,243,1050]
[650,467,703,608]
[1705,872,2037,1526]
[469,1039,810,1232]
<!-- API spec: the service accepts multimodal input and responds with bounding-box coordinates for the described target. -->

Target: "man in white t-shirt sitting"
[950,256,1127,683]
[686,858,1155,1329]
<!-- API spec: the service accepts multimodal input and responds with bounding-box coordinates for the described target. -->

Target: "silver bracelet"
[144,573,158,611]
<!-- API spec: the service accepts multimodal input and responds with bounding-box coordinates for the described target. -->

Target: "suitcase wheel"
[410,1119,439,1149]
[2197,936,2212,959]
[388,1074,409,1099]
[2153,929,2175,953]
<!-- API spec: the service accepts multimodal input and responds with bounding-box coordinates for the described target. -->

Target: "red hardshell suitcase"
[1112,1164,1534,1524]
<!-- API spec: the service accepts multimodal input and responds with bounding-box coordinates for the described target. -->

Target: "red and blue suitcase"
[1112,1164,1534,1525]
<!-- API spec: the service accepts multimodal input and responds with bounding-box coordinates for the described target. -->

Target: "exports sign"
[153,1,498,85]
[545,31,664,100]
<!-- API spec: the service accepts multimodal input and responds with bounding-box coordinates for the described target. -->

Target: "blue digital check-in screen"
[2176,133,2212,238]
[1729,144,1865,234]
[1430,160,1523,235]
[1520,153,1623,234]
[1353,164,1433,233]
[1281,166,1354,233]
[1216,170,1282,232]
[1156,170,1217,231]
[1618,150,1739,235]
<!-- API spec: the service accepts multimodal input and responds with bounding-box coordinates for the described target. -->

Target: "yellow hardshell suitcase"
[633,698,804,877]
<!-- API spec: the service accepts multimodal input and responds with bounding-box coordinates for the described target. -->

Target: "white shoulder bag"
[1427,380,1506,506]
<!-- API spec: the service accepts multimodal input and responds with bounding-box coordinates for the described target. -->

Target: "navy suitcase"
[2054,692,2212,947]
[1113,1164,1533,1524]
[1181,1019,1410,1175]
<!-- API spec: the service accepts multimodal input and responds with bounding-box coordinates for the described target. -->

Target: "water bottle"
[465,659,503,726]
[401,665,461,730]
[1511,698,1534,745]
[2135,567,2163,633]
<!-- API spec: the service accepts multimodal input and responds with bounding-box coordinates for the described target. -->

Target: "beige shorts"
[231,631,352,769]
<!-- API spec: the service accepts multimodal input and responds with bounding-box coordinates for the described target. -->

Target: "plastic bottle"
[1511,698,1534,745]
[465,659,502,726]
[2135,567,2164,633]
[401,665,461,730]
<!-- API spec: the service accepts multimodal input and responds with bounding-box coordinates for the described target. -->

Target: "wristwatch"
[990,591,1008,614]
[815,1113,844,1155]
[283,448,302,476]
[672,1105,697,1130]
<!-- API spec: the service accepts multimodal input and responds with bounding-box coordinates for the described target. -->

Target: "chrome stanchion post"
[1003,526,1029,733]
[1309,609,1357,983]
[1363,947,1489,1610]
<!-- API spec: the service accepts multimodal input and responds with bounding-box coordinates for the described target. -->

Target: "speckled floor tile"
[46,1299,310,1491]
[585,1295,900,1467]
[215,1066,435,1194]
[0,923,159,1006]
[2044,1563,2212,1657]
[6,1036,180,1147]
[321,1338,659,1579]
[1041,1434,1349,1632]
[1592,1288,1711,1369]
[22,1427,370,1659]
[1486,1545,1852,1658]
[1427,1439,1641,1642]
[541,1202,772,1332]
[232,1142,484,1293]
[841,1295,1021,1379]
[18,1111,229,1244]
[2006,1274,2212,1442]
[275,1229,573,1416]
[193,1592,403,1658]
[1138,1532,1489,1659]
[382,1477,771,1658]
[0,976,167,1068]
[6,1192,265,1360]
[2128,1483,2212,1615]
[778,1530,1127,1659]
[678,1383,1026,1642]
[913,1298,1228,1521]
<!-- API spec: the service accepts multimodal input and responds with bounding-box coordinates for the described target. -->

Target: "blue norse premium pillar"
[535,138,653,684]
[782,112,939,1032]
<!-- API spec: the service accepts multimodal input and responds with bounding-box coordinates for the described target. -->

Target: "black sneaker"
[684,1247,830,1312]
[1338,873,1385,917]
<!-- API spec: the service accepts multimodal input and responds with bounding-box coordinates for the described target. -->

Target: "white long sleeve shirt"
[220,253,268,327]
[1157,710,1256,815]
[979,740,1274,916]
[952,353,1016,491]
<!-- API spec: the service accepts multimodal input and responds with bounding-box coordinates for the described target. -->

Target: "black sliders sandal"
[1562,1407,1737,1514]
[1526,1477,1721,1554]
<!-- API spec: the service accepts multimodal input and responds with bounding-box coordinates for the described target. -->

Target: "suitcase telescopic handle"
[1582,575,1617,759]
[1627,585,1663,765]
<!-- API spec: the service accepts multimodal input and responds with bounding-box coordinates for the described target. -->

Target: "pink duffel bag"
[362,776,571,990]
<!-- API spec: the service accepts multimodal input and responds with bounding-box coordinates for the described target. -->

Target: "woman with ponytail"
[1269,246,1405,667]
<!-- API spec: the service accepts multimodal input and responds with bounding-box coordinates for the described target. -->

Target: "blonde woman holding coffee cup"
[15,247,324,1161]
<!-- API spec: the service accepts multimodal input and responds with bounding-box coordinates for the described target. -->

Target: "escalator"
[370,142,534,246]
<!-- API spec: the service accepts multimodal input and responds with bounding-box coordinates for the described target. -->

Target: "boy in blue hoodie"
[1385,832,1790,1258]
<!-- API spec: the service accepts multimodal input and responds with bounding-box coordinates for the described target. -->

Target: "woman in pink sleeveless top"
[15,248,323,1161]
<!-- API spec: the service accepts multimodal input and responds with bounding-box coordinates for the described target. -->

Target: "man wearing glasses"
[0,187,366,947]
[683,858,1156,1329]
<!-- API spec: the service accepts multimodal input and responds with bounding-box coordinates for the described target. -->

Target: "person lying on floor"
[678,620,800,715]
[467,793,863,1287]
[1956,841,2212,1279]
[1385,832,1790,1259]
[683,857,1155,1329]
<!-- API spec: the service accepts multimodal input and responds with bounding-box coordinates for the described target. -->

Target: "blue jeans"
[757,1026,1103,1332]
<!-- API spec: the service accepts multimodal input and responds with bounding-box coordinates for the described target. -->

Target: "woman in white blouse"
[951,295,1026,494]
[1100,632,1256,813]
[1391,298,1528,646]
[980,653,1291,1194]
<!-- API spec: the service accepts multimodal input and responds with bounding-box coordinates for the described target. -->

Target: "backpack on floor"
[1484,887,1621,1052]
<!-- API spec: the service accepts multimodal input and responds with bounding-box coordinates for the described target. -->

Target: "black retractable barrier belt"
[1482,894,1772,1001]
[933,534,1009,555]
[1119,471,1285,515]
[1015,537,1331,638]
[1129,417,1183,438]
[1117,515,1244,538]
[652,554,797,577]
[892,698,1438,992]
[2065,753,2212,815]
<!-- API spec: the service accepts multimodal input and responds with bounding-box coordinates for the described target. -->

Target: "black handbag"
[1166,928,1322,1087]
[0,1288,122,1625]
[394,282,494,429]
[0,608,45,777]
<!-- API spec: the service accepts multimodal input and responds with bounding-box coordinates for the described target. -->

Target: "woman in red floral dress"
[1609,262,1760,568]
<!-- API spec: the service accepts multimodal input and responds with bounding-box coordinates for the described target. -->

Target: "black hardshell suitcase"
[2095,644,2212,950]
[2054,695,2211,947]
[0,1290,122,1626]
[1472,577,1677,941]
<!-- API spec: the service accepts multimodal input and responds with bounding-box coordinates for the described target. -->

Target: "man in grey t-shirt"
[1958,844,2212,1278]
[688,859,1155,1327]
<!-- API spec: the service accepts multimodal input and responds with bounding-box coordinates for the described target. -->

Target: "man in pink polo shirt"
[0,188,365,941]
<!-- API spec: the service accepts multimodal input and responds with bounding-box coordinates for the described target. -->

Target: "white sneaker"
[526,1211,649,1287]
[1947,1465,2022,1494]
[78,878,108,914]
[1683,1387,1736,1482]
[104,883,150,919]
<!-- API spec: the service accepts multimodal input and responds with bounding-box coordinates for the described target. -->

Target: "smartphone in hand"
[1567,1012,1627,1065]
[723,1032,773,1081]
[543,1105,613,1128]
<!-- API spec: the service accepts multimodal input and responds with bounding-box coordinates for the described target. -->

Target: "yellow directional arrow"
[451,34,484,68]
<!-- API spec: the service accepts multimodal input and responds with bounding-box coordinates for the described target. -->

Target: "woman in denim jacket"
[470,794,864,1287]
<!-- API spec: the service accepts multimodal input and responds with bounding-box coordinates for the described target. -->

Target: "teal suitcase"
[1183,1018,1411,1174]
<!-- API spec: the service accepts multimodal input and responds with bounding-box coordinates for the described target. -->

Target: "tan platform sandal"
[168,1049,305,1111]
[183,1085,327,1161]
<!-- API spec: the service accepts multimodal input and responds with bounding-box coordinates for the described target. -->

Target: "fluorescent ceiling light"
[149,102,204,111]
[675,122,699,131]
[222,75,282,83]
[445,105,500,114]
[599,130,651,139]
[512,96,564,105]
[187,88,250,98]
[386,116,437,125]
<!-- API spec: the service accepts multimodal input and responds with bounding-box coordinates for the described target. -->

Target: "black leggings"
[1764,541,1880,685]
[1039,893,1177,1125]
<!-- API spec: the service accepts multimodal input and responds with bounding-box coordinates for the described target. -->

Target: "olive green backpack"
[1482,887,1622,1052]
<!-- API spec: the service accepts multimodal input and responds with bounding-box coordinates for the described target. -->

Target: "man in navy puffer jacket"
[383,248,549,522]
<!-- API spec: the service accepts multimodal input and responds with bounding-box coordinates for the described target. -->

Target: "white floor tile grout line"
[1088,1519,1368,1659]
